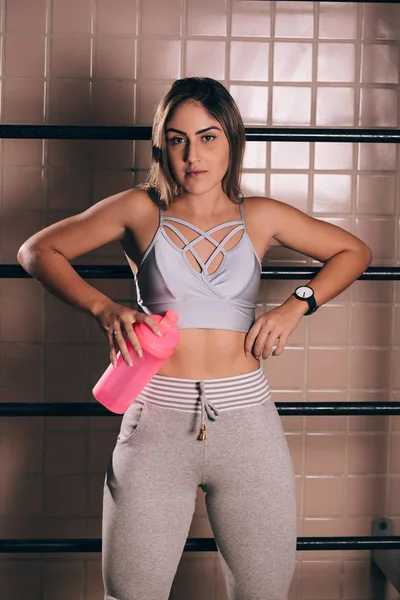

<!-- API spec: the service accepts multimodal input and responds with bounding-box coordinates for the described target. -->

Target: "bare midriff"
[156,328,260,379]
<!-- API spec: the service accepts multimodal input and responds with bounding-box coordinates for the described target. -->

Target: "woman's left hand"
[244,302,305,360]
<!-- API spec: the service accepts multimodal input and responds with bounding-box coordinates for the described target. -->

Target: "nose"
[184,139,201,164]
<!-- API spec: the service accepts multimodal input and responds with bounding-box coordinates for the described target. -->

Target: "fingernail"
[245,351,249,357]
[137,349,143,358]
[156,330,162,337]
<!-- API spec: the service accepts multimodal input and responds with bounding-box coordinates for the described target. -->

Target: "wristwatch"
[293,285,318,316]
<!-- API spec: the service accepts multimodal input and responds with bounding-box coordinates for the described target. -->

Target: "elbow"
[350,241,373,273]
[17,240,32,268]
[17,240,45,273]
[359,241,373,267]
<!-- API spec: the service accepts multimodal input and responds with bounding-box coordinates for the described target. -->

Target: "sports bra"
[132,202,262,332]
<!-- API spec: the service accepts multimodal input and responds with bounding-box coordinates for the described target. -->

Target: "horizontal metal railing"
[2,265,400,280]
[1,535,400,554]
[1,402,400,417]
[0,125,398,143]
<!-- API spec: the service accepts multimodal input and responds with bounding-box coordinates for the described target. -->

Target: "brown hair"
[140,77,246,207]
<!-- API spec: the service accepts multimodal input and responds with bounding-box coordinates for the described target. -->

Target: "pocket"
[261,399,295,477]
[117,399,148,443]
[261,398,287,441]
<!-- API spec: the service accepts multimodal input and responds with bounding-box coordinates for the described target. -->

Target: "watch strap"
[304,294,317,315]
[293,286,318,316]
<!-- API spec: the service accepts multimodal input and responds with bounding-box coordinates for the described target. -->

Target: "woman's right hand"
[92,300,162,367]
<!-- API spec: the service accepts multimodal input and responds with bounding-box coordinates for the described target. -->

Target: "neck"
[172,187,233,218]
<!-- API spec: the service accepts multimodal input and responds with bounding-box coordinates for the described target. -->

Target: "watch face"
[296,286,313,299]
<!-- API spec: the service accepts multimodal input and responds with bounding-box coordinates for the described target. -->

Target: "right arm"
[17,188,162,366]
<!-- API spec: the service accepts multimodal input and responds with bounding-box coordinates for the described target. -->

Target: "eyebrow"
[165,126,222,136]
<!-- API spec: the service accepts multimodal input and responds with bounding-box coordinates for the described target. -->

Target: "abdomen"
[156,329,260,379]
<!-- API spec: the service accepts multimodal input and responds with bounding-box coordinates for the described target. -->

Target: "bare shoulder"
[243,195,290,219]
[88,186,159,240]
[100,187,157,225]
[242,196,285,249]
[243,195,371,262]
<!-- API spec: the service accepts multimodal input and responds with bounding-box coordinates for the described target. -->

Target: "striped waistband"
[136,367,271,441]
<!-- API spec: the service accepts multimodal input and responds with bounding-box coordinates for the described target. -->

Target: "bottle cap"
[158,310,179,334]
[135,311,179,359]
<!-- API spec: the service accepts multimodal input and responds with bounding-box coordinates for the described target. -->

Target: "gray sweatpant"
[102,367,297,600]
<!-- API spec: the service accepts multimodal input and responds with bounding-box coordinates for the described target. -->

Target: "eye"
[202,135,216,142]
[168,136,185,145]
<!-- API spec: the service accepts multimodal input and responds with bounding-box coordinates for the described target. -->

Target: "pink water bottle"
[92,310,179,414]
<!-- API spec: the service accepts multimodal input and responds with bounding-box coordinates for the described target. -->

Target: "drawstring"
[197,380,220,440]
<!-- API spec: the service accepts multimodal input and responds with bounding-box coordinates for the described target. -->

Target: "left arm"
[244,198,372,359]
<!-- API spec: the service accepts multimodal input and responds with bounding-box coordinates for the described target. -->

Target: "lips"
[185,170,208,176]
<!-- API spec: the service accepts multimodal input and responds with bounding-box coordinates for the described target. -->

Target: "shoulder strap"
[158,203,164,226]
[239,201,247,231]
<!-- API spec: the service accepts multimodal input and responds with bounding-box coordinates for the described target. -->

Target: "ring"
[113,330,121,335]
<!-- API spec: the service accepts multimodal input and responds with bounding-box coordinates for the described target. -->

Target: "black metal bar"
[4,265,400,280]
[298,0,400,2]
[1,536,400,554]
[1,402,400,417]
[0,125,398,143]
[245,127,400,144]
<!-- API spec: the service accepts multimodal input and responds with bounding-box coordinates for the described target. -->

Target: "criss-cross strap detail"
[162,216,244,277]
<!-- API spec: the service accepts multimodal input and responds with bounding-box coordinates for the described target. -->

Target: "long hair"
[140,77,246,207]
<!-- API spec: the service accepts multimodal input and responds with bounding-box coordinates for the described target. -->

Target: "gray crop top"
[132,202,262,332]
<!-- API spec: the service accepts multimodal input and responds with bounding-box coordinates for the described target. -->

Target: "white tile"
[270,174,309,212]
[140,0,182,36]
[275,1,314,38]
[272,86,311,125]
[231,1,271,37]
[360,88,399,127]
[187,0,227,36]
[241,172,266,197]
[314,143,353,171]
[230,85,268,124]
[358,144,397,171]
[230,41,269,82]
[313,174,352,214]
[274,42,312,82]
[361,44,400,84]
[317,43,356,82]
[243,141,267,170]
[185,41,225,80]
[139,39,181,80]
[271,141,310,169]
[319,2,358,39]
[316,87,355,126]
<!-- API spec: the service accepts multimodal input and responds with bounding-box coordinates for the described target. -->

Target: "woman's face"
[165,101,230,198]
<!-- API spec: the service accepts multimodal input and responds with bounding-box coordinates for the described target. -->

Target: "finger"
[272,334,288,356]
[252,327,274,359]
[121,323,144,360]
[109,336,118,368]
[244,321,264,356]
[105,330,119,367]
[262,329,282,359]
[113,329,140,365]
[134,313,163,337]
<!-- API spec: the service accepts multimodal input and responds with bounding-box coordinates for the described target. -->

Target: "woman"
[18,77,372,600]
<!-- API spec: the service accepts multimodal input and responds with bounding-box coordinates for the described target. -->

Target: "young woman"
[18,77,372,600]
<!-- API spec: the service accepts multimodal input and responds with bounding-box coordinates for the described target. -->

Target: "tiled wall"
[0,0,399,598]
